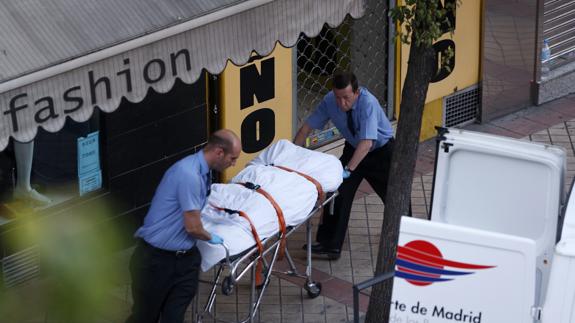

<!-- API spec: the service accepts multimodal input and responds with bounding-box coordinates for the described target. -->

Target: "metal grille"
[295,0,389,147]
[2,246,40,288]
[443,85,480,127]
[543,0,575,71]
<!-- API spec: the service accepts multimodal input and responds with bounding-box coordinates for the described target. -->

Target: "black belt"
[139,239,197,257]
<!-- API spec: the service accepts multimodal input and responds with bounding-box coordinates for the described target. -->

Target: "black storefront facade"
[0,0,364,287]
[0,74,211,287]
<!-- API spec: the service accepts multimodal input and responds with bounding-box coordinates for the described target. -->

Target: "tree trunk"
[364,37,436,323]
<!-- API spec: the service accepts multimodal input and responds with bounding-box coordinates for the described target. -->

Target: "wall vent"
[443,85,480,127]
[2,246,40,288]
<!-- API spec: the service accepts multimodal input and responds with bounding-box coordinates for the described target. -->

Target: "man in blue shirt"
[126,129,241,323]
[294,71,394,260]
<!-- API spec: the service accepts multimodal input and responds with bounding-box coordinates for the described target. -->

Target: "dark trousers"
[316,139,394,250]
[126,240,202,323]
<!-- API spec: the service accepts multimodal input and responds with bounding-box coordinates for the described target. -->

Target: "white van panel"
[541,245,575,322]
[430,128,565,305]
[542,186,575,323]
[393,217,536,323]
[561,183,575,241]
[431,129,564,249]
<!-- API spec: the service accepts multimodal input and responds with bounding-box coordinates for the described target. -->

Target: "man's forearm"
[189,228,212,241]
[346,139,373,171]
[294,123,312,147]
[184,210,213,241]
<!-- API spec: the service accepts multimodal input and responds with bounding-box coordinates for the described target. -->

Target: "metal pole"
[353,284,361,323]
[249,263,256,323]
[352,271,395,323]
[306,218,313,280]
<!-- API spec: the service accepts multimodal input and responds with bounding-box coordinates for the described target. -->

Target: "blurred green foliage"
[0,200,128,323]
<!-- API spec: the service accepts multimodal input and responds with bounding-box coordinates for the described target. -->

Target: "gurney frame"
[195,192,338,323]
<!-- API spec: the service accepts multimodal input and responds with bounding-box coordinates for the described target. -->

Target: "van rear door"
[429,128,565,305]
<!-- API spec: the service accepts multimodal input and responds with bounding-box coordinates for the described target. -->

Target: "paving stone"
[348,219,369,228]
[348,227,371,235]
[366,212,383,220]
[281,285,305,296]
[216,302,239,313]
[351,204,365,212]
[530,134,551,142]
[551,136,571,143]
[367,220,383,228]
[260,295,281,305]
[364,196,383,205]
[280,294,305,305]
[260,304,282,313]
[411,197,427,206]
[365,204,384,212]
[352,267,375,276]
[302,313,327,323]
[348,235,370,244]
[259,312,282,323]
[215,312,239,321]
[324,298,348,314]
[350,211,366,220]
[410,189,426,198]
[349,251,372,260]
[302,302,327,315]
[325,314,349,322]
[282,315,304,323]
[282,302,304,312]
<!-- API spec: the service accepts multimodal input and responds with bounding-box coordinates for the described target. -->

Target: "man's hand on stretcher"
[184,210,224,244]
[343,167,351,179]
[208,233,224,244]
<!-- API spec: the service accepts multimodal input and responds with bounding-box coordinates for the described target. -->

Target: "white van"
[391,128,574,323]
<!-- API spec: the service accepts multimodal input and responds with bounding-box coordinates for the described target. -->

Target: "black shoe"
[302,243,341,260]
[301,243,322,252]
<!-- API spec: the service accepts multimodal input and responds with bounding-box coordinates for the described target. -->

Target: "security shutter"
[543,0,575,71]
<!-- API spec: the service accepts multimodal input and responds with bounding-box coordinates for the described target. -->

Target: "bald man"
[126,129,241,323]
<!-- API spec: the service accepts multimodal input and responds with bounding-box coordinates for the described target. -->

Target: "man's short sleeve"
[177,171,203,212]
[305,98,330,130]
[359,101,379,140]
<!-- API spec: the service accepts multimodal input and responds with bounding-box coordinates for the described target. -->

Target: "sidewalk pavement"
[8,95,575,323]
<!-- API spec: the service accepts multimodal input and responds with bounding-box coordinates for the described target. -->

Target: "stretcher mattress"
[196,140,343,271]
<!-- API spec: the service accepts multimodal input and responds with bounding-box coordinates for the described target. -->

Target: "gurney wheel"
[305,281,322,298]
[222,276,234,295]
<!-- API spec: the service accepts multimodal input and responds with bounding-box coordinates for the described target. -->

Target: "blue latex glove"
[342,167,351,179]
[208,233,224,244]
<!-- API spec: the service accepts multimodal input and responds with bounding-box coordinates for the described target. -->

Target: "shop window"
[297,27,338,77]
[0,111,102,224]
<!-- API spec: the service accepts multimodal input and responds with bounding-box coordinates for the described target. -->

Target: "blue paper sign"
[79,169,102,196]
[77,131,102,195]
[77,131,100,176]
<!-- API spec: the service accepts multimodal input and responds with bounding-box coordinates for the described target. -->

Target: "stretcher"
[195,192,337,323]
[193,140,343,323]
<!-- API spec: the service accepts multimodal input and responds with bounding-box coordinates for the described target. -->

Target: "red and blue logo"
[396,240,495,286]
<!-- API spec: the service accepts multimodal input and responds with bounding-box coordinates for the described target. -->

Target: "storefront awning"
[0,0,364,151]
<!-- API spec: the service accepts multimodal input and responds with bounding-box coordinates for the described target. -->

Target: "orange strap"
[238,182,287,260]
[273,165,325,207]
[210,203,265,286]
